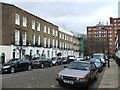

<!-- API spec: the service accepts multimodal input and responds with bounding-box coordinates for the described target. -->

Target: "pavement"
[99,58,119,88]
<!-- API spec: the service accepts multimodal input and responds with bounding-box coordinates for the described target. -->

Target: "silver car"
[56,61,98,88]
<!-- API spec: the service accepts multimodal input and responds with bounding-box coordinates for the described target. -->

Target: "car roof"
[72,60,90,64]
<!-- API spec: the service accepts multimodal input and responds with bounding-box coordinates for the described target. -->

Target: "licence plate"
[63,80,74,84]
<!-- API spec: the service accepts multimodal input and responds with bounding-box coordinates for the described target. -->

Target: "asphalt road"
[2,64,105,89]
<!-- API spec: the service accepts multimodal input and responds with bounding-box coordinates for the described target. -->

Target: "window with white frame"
[118,19,120,22]
[23,17,27,27]
[56,31,58,37]
[15,14,20,25]
[32,35,35,45]
[44,25,46,33]
[65,43,66,48]
[37,36,40,45]
[118,24,120,26]
[48,27,50,34]
[52,39,54,47]
[114,20,116,22]
[109,39,112,41]
[15,30,20,45]
[62,42,64,48]
[59,33,61,39]
[22,32,26,45]
[37,22,40,31]
[109,35,112,37]
[60,42,61,48]
[52,28,54,36]
[62,34,64,39]
[109,31,112,33]
[32,20,35,30]
[44,36,46,47]
[65,35,66,40]
[48,38,50,47]
[56,40,58,48]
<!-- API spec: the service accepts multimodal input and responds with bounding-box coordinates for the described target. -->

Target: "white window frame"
[44,25,46,33]
[32,20,35,30]
[44,36,46,47]
[37,36,40,45]
[56,40,58,48]
[48,38,50,47]
[52,28,54,36]
[59,33,61,39]
[52,39,54,48]
[15,13,20,25]
[37,22,40,31]
[56,31,58,37]
[22,32,26,45]
[48,27,50,34]
[32,35,35,45]
[15,30,20,45]
[23,17,27,27]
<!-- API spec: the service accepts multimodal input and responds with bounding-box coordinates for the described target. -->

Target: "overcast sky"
[1,0,119,34]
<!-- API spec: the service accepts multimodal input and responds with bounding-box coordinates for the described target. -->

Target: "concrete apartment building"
[87,17,118,56]
[0,3,80,62]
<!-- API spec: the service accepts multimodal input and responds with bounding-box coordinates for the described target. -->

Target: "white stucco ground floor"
[0,45,80,62]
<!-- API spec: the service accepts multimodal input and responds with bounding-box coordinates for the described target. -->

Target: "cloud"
[1,1,119,34]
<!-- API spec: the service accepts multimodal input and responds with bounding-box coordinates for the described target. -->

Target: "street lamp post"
[102,27,110,68]
[106,29,110,68]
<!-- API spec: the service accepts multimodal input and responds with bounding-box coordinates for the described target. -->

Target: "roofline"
[0,2,58,28]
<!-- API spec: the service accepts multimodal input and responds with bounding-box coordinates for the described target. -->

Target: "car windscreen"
[32,57,40,60]
[91,58,101,63]
[68,56,75,59]
[7,59,18,63]
[52,57,57,60]
[67,62,90,70]
[93,55,104,59]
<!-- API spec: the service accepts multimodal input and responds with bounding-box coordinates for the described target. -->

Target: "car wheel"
[28,65,32,71]
[85,78,91,88]
[58,82,64,87]
[55,63,57,66]
[10,67,15,74]
[49,63,53,67]
[94,76,97,80]
[41,63,45,68]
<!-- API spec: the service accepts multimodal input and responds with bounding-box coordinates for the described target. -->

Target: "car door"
[44,57,50,66]
[23,59,29,70]
[90,63,97,80]
[17,59,24,71]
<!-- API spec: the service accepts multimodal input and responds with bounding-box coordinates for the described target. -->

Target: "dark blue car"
[2,58,32,74]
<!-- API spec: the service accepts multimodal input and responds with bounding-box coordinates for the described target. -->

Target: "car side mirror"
[17,61,19,64]
[64,66,67,68]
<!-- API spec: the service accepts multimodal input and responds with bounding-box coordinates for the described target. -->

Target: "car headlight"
[101,59,105,63]
[3,66,11,69]
[57,74,63,79]
[76,77,87,81]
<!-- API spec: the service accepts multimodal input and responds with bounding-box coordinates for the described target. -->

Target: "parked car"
[93,53,106,67]
[90,58,103,72]
[56,61,98,88]
[2,58,32,74]
[31,56,53,68]
[76,57,85,61]
[50,57,63,66]
[61,57,68,64]
[67,55,76,63]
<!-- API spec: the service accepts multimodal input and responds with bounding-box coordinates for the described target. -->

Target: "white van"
[93,53,106,67]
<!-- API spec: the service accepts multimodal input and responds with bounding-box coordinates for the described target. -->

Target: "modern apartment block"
[0,3,80,62]
[87,17,118,56]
